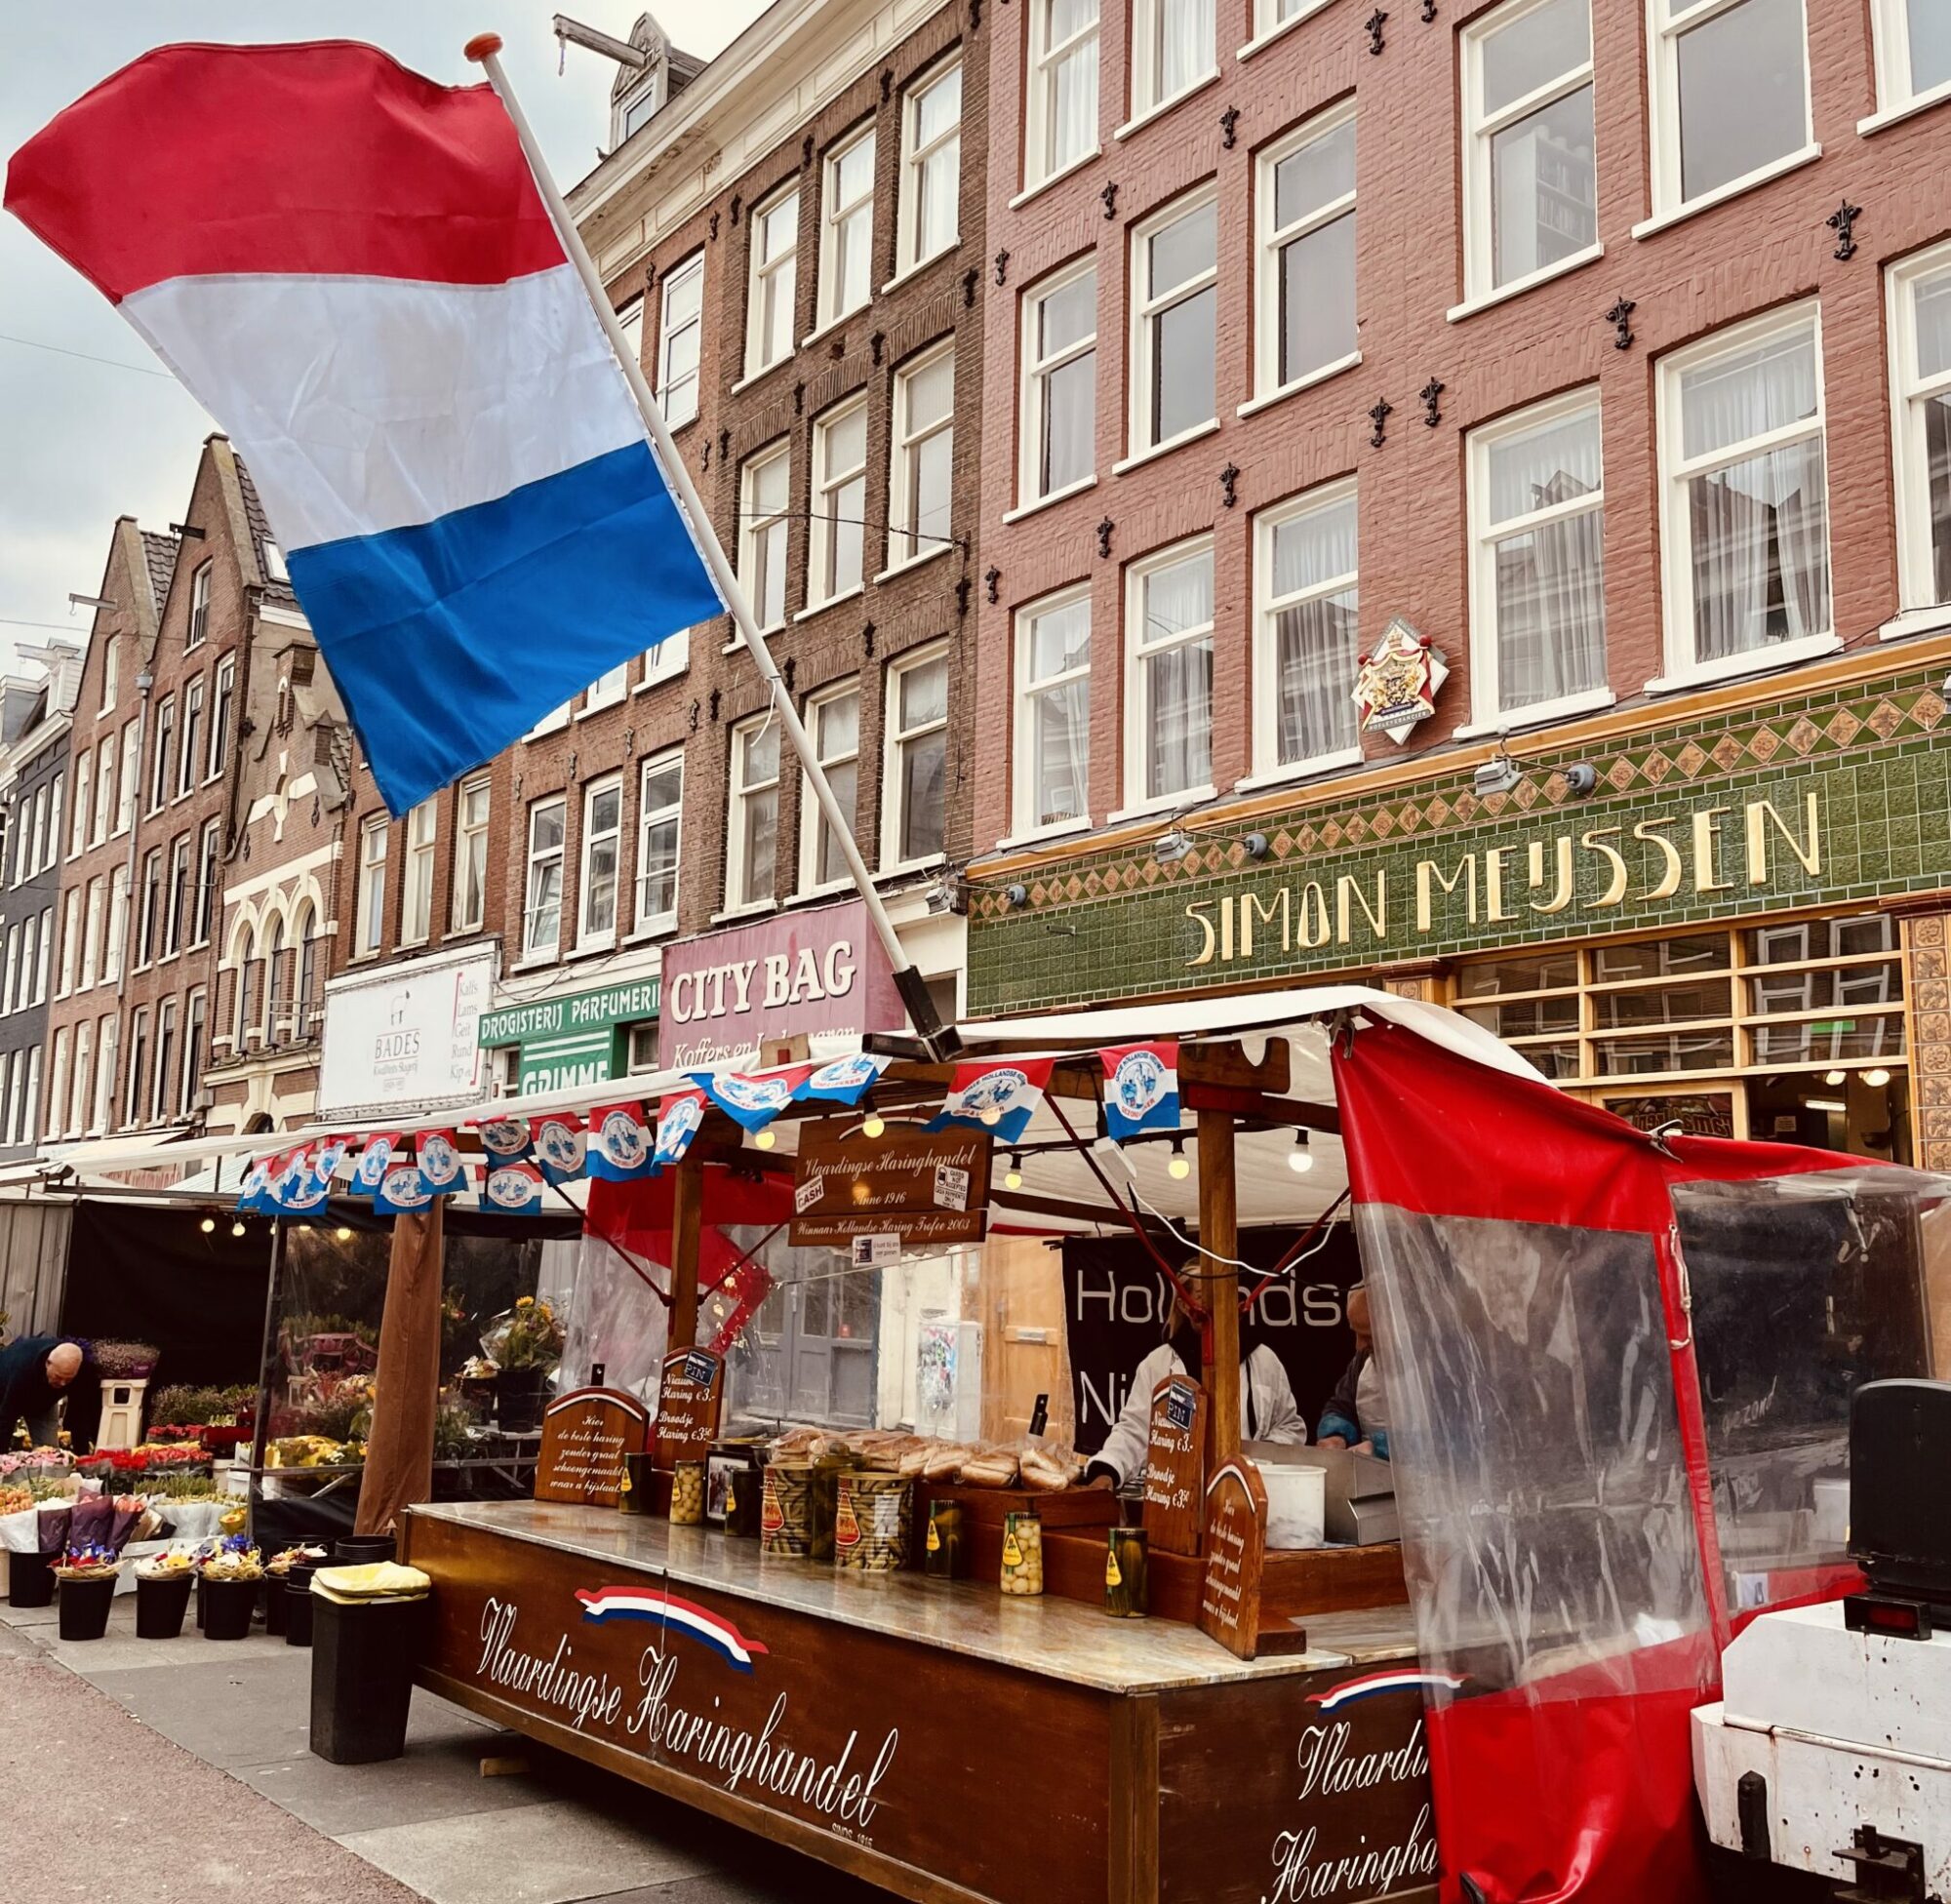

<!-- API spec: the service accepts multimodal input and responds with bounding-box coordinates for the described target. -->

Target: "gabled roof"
[139,530,180,619]
[233,456,299,609]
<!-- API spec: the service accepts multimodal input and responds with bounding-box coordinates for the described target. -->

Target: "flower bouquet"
[198,1535,264,1641]
[93,1340,161,1380]
[53,1543,121,1641]
[482,1297,566,1432]
[134,1545,197,1639]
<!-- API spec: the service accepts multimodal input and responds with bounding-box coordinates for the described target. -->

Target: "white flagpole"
[464,33,954,1058]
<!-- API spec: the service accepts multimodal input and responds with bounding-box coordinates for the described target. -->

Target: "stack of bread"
[763,1427,1079,1492]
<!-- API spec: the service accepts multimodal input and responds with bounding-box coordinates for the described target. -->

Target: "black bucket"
[8,1553,55,1608]
[202,1575,257,1641]
[333,1534,397,1565]
[284,1567,318,1647]
[56,1573,115,1641]
[135,1571,194,1639]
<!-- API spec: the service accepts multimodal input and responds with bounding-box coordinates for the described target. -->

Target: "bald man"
[0,1334,92,1451]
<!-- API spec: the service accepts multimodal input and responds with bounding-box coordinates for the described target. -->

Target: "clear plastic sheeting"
[1358,1205,1711,1699]
[561,1226,670,1403]
[1675,1167,1951,1606]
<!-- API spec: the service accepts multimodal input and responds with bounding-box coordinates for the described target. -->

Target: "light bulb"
[1167,1137,1191,1181]
[1004,1153,1023,1191]
[1824,1069,1847,1087]
[231,1220,247,1238]
[200,1215,216,1234]
[861,1110,886,1139]
[1288,1131,1314,1174]
[335,1227,353,1243]
[754,1127,776,1150]
[1864,1067,1891,1089]
[979,1105,1002,1128]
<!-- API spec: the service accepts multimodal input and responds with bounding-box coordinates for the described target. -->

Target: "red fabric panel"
[5,42,564,300]
[585,1167,797,1247]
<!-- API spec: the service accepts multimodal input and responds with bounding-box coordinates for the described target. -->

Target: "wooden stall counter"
[404,1500,1438,1904]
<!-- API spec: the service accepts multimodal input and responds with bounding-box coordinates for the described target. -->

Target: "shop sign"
[1352,617,1448,742]
[535,1387,651,1509]
[476,976,662,1095]
[653,1346,724,1468]
[789,1123,991,1249]
[319,949,493,1116]
[658,899,902,1071]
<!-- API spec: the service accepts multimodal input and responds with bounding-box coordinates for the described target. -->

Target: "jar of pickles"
[1000,1507,1044,1597]
[1105,1527,1148,1617]
[669,1459,706,1526]
[923,1499,964,1579]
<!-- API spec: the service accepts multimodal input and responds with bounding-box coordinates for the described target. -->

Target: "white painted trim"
[1012,581,1095,840]
[1448,245,1604,325]
[1237,352,1361,418]
[1003,475,1097,525]
[1886,237,1951,615]
[1233,749,1363,795]
[1644,631,1842,695]
[1452,688,1617,739]
[1007,147,1101,212]
[1249,477,1360,778]
[1237,0,1332,62]
[1632,146,1820,242]
[880,242,959,298]
[996,815,1095,852]
[1253,102,1356,409]
[1112,417,1220,477]
[1127,183,1220,466]
[1113,70,1221,143]
[1879,604,1951,643]
[1107,787,1215,825]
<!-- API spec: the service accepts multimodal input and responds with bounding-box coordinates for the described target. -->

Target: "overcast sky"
[0,2,767,677]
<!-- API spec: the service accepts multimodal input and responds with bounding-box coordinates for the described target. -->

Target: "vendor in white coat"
[1083,1277,1306,1488]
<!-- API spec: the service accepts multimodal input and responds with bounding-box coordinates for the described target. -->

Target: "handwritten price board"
[1197,1457,1293,1661]
[1142,1374,1208,1557]
[534,1387,651,1508]
[654,1347,725,1470]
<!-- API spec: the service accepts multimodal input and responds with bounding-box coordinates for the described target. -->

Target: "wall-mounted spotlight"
[1244,832,1270,860]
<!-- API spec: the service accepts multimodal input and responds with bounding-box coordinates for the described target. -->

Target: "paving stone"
[238,1728,549,1836]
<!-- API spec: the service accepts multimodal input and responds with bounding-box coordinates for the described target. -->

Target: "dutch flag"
[4,41,723,815]
[1308,1670,1466,1712]
[577,1586,770,1675]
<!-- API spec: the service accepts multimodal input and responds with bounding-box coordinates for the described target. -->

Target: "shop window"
[1887,240,1951,615]
[884,647,949,869]
[899,56,962,272]
[1130,189,1216,456]
[1655,304,1831,689]
[727,715,781,910]
[1254,105,1357,400]
[1131,0,1215,119]
[889,344,954,571]
[1468,390,1608,725]
[1253,480,1360,777]
[801,683,861,894]
[657,253,703,428]
[1019,260,1096,506]
[1462,0,1596,302]
[1126,536,1214,807]
[817,125,876,331]
[1871,0,1951,118]
[745,183,800,377]
[1025,0,1099,190]
[523,796,567,960]
[635,752,683,934]
[809,399,869,608]
[1014,585,1092,836]
[1647,0,1811,218]
[738,442,791,632]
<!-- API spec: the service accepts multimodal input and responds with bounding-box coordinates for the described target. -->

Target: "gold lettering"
[1633,818,1686,902]
[1484,846,1517,922]
[1529,836,1575,915]
[1335,872,1387,945]
[1580,828,1629,907]
[1416,855,1477,933]
[1297,884,1333,949]
[1745,793,1821,885]
[1243,889,1292,957]
[1184,902,1217,967]
[1220,895,1235,964]
[1692,807,1732,892]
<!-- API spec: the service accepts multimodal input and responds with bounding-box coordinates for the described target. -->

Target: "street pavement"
[0,1592,890,1904]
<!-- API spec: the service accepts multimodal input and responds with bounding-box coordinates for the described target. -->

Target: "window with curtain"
[891,346,955,569]
[1661,308,1829,675]
[1888,244,1951,612]
[1463,0,1596,298]
[818,126,876,328]
[524,797,566,958]
[1027,0,1099,187]
[452,775,490,933]
[1130,539,1214,802]
[657,254,703,427]
[1256,486,1360,772]
[1471,394,1607,718]
[402,796,436,943]
[730,717,781,908]
[1650,0,1810,213]
[1015,587,1091,833]
[1256,107,1356,396]
[1021,262,1096,503]
[803,684,861,891]
[636,753,683,932]
[1135,0,1215,113]
[357,815,387,954]
[1134,192,1216,452]
[901,58,962,269]
[746,185,800,375]
[739,443,791,630]
[811,400,869,606]
[886,650,949,866]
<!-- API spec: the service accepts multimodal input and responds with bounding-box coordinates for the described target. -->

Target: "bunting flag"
[690,1065,808,1135]
[480,1159,546,1215]
[310,1134,354,1186]
[792,1052,890,1107]
[654,1089,706,1169]
[415,1128,467,1198]
[269,1145,331,1214]
[374,1161,435,1216]
[585,1101,657,1182]
[349,1131,405,1198]
[1100,1041,1181,1142]
[927,1057,1055,1145]
[235,1152,273,1214]
[705,1260,776,1358]
[530,1112,587,1186]
[472,1113,531,1163]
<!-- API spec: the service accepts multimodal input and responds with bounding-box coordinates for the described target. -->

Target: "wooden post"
[1198,1108,1241,1461]
[669,1152,704,1355]
[356,1199,445,1536]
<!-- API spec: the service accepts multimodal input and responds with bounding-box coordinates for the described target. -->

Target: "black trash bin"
[284,1564,319,1647]
[8,1552,55,1608]
[309,1584,428,1764]
[333,1534,396,1565]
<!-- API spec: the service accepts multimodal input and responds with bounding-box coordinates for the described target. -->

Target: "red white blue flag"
[530,1113,586,1187]
[691,1066,809,1135]
[792,1052,890,1107]
[349,1132,405,1198]
[471,1114,531,1164]
[585,1101,656,1181]
[415,1129,467,1198]
[928,1057,1055,1146]
[481,1159,546,1215]
[4,42,722,815]
[1100,1041,1180,1142]
[654,1090,706,1169]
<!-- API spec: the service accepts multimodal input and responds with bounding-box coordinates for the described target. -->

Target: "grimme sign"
[477,978,661,1094]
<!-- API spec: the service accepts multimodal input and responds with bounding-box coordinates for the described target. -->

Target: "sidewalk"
[0,1593,889,1904]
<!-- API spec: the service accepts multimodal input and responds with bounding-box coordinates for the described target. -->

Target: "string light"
[1167,1136,1191,1181]
[230,1219,247,1238]
[1864,1067,1891,1089]
[1005,1153,1023,1191]
[335,1227,353,1243]
[1288,1130,1314,1174]
[754,1127,776,1150]
[1824,1069,1847,1086]
[861,1108,886,1139]
[199,1214,216,1234]
[979,1105,1002,1127]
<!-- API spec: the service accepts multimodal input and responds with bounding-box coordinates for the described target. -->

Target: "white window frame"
[1251,481,1364,780]
[582,662,629,714]
[1887,238,1951,616]
[726,714,782,912]
[888,342,956,573]
[1013,583,1094,839]
[401,797,437,946]
[1025,0,1101,191]
[1652,300,1834,691]
[452,774,490,934]
[816,122,877,332]
[58,886,79,995]
[178,674,204,797]
[1465,388,1611,731]
[151,997,176,1123]
[523,796,568,961]
[80,878,103,990]
[1124,534,1216,811]
[92,738,112,845]
[808,397,869,610]
[186,562,211,650]
[898,54,963,273]
[657,252,704,428]
[1645,0,1814,224]
[136,849,160,968]
[46,1028,67,1141]
[1459,0,1599,306]
[181,989,207,1117]
[104,867,128,981]
[67,751,90,859]
[121,1012,142,1129]
[617,294,645,372]
[644,625,692,687]
[192,818,218,947]
[92,1014,117,1135]
[1128,185,1218,459]
[148,695,174,813]
[68,1020,90,1139]
[881,644,951,873]
[799,681,862,896]
[1254,103,1358,404]
[356,814,387,957]
[118,720,139,829]
[1870,0,1951,124]
[739,442,791,633]
[208,656,234,781]
[745,182,801,377]
[1244,0,1334,54]
[634,751,683,936]
[577,774,624,952]
[1130,0,1218,123]
[164,835,189,958]
[100,638,117,715]
[1018,259,1097,507]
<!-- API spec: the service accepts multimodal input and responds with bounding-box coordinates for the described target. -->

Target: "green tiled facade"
[967,662,1951,1016]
